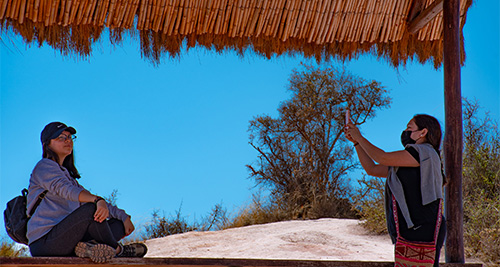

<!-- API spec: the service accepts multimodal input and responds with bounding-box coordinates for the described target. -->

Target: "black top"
[394,146,440,242]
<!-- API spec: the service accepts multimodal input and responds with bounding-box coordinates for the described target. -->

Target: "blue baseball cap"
[40,122,76,144]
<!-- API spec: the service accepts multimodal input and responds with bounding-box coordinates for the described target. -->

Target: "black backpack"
[4,189,47,245]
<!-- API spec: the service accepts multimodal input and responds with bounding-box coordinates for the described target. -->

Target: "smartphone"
[346,108,351,125]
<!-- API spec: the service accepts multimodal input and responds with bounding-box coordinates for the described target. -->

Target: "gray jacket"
[27,158,130,245]
[386,143,443,229]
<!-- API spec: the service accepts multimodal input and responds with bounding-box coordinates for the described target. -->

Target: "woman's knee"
[76,203,97,218]
[108,219,126,241]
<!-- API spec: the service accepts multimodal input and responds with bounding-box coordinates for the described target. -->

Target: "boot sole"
[75,242,116,263]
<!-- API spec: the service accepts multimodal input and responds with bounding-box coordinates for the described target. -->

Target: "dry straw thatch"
[0,0,472,67]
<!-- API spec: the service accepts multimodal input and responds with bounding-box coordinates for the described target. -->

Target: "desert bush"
[353,175,387,234]
[226,193,289,228]
[144,202,230,239]
[477,227,500,266]
[144,207,198,239]
[463,192,500,266]
[462,99,500,266]
[248,65,391,220]
[105,189,119,206]
[0,237,28,257]
[308,194,359,219]
[199,203,231,231]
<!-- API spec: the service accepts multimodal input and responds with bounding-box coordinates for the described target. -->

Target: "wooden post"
[443,0,464,263]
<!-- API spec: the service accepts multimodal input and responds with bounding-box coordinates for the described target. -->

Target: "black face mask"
[401,130,416,147]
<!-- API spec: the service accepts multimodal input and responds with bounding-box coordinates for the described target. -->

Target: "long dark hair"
[413,114,442,153]
[42,142,81,179]
[412,114,446,185]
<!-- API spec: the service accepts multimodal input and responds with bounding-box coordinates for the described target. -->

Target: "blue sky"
[1,0,498,237]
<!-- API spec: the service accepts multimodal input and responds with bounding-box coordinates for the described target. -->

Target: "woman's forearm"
[355,142,389,177]
[78,190,100,203]
[357,136,388,164]
[355,144,377,173]
[345,123,414,173]
[345,122,389,176]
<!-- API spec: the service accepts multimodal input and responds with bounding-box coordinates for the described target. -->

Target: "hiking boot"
[116,243,148,258]
[75,241,116,263]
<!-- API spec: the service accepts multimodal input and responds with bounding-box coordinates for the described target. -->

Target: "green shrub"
[144,202,230,239]
[144,207,198,239]
[353,175,387,235]
[199,203,230,231]
[226,189,358,229]
[462,99,500,266]
[463,193,500,266]
[226,193,289,229]
[0,238,28,257]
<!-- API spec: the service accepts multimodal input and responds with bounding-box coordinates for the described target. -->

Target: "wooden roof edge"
[0,18,463,69]
[0,257,484,267]
[0,0,474,68]
[1,0,475,69]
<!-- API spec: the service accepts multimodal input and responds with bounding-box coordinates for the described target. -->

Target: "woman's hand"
[123,217,135,236]
[344,123,362,143]
[94,200,109,223]
[344,127,356,143]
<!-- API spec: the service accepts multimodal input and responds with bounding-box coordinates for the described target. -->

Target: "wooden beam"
[0,257,484,267]
[408,0,426,21]
[408,0,444,34]
[443,0,465,264]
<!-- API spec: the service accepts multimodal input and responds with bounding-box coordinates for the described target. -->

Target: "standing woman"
[344,114,446,266]
[27,122,147,263]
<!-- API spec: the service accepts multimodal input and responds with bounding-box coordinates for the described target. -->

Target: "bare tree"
[247,65,391,219]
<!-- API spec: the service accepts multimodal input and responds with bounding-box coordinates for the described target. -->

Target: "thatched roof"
[0,0,472,67]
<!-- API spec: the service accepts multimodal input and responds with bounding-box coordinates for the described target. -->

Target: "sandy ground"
[144,218,396,261]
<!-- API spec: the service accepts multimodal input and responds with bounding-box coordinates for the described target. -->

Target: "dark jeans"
[29,203,125,257]
[435,219,447,266]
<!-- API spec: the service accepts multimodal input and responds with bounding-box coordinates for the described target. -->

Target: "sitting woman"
[27,122,147,263]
